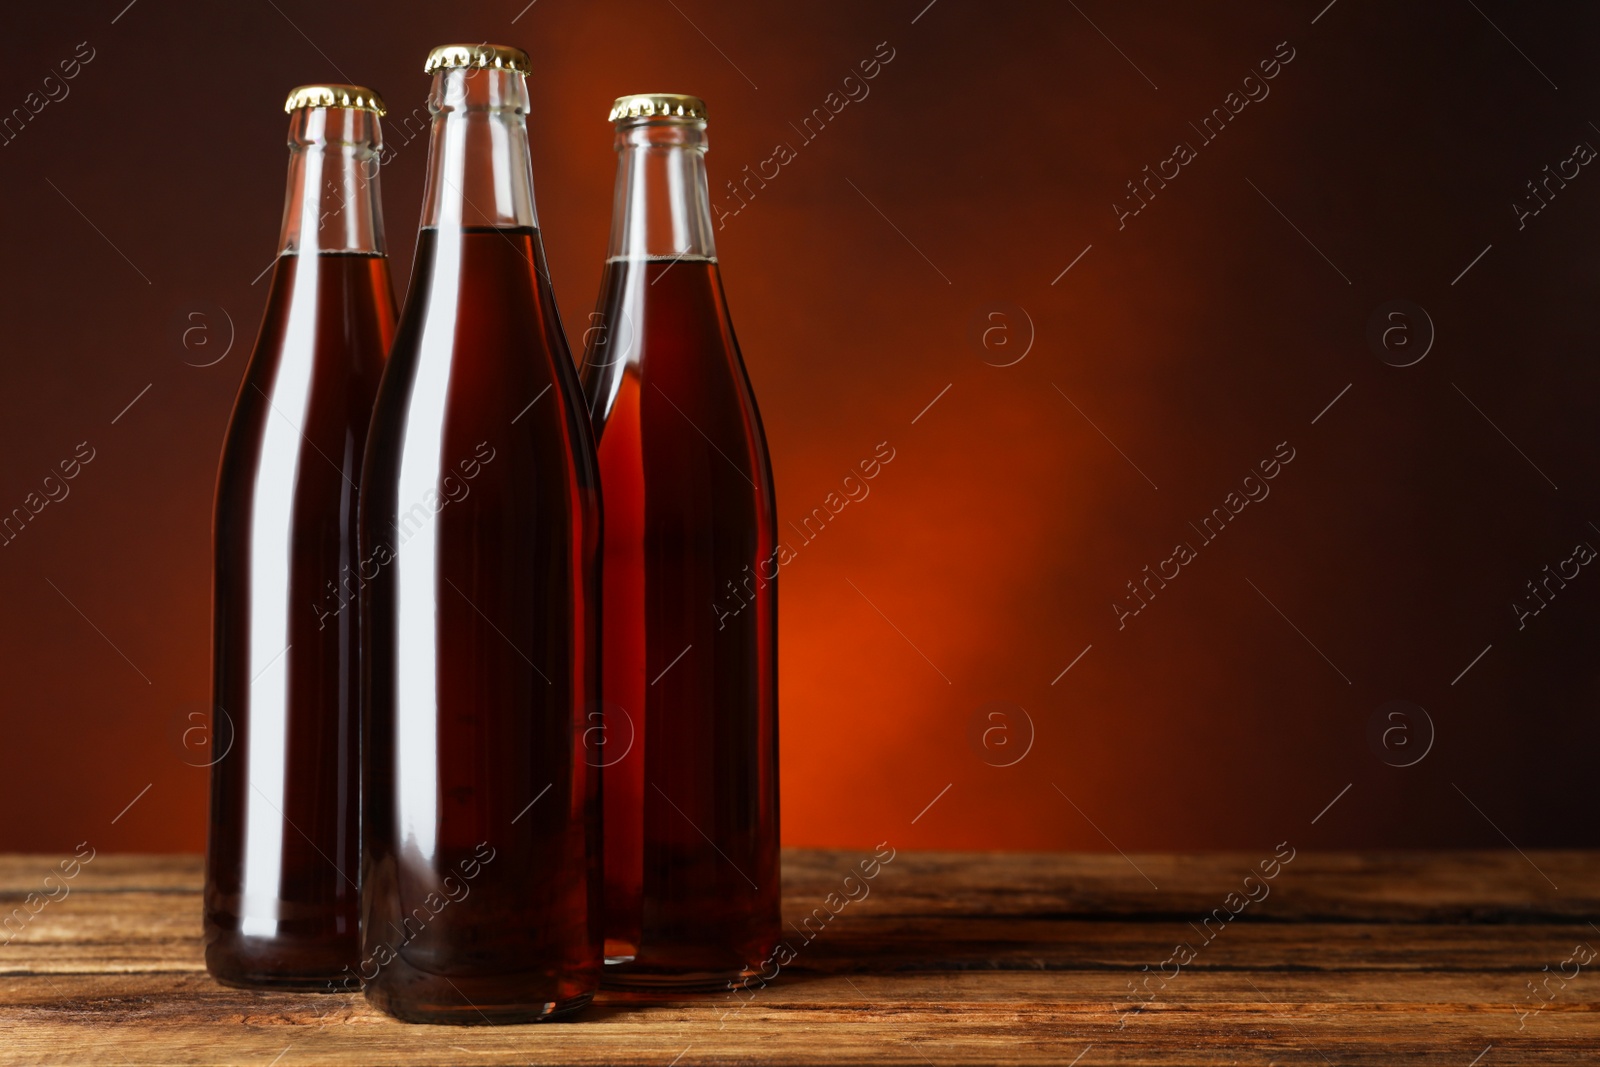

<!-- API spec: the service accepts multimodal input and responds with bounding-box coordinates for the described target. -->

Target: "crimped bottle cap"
[609,93,707,123]
[424,43,531,75]
[283,84,386,115]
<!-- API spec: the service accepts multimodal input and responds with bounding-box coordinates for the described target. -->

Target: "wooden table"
[2,851,1597,1065]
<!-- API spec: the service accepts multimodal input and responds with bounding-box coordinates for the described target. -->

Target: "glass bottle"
[358,44,602,1023]
[579,93,780,990]
[206,84,396,989]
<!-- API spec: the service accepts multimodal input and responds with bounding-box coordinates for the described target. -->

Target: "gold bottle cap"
[609,93,707,123]
[424,43,531,75]
[283,84,386,115]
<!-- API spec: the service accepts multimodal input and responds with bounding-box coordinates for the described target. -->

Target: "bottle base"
[205,935,357,993]
[364,985,594,1025]
[208,971,351,993]
[601,963,764,994]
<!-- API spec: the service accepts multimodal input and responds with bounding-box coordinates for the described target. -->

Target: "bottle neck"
[276,107,386,255]
[608,119,716,261]
[419,67,538,230]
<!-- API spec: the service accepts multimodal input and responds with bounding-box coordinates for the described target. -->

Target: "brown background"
[0,0,1596,855]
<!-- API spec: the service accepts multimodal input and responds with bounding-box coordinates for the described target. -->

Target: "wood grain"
[1,851,1597,1065]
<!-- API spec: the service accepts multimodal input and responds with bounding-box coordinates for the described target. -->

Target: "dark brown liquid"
[359,226,602,1023]
[580,256,780,989]
[206,251,395,989]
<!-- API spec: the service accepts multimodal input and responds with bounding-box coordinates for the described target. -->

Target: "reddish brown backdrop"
[1,1,1596,854]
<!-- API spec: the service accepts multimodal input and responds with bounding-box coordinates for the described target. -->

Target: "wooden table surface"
[2,850,1598,1065]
